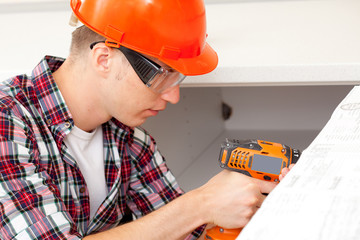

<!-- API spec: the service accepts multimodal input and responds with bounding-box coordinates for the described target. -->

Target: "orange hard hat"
[70,0,218,76]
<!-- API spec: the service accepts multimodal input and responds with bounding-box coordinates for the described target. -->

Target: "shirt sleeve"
[0,113,81,240]
[126,127,205,239]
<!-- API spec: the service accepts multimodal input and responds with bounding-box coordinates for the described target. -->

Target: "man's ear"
[91,43,112,77]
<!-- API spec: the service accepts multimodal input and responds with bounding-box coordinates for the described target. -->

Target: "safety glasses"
[90,42,186,93]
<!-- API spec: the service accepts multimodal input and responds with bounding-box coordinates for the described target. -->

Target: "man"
[0,0,279,239]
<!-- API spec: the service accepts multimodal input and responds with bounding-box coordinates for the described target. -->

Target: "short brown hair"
[69,25,106,58]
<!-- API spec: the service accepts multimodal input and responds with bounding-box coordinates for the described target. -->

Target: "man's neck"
[52,58,111,132]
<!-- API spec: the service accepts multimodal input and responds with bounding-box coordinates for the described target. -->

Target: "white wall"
[0,8,73,77]
[2,0,360,86]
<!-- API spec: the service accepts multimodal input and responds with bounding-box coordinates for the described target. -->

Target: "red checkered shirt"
[0,56,204,239]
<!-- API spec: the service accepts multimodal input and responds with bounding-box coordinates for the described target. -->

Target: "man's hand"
[84,167,292,240]
[196,170,277,229]
[279,164,295,181]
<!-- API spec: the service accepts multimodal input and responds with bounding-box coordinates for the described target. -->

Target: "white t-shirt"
[64,125,107,219]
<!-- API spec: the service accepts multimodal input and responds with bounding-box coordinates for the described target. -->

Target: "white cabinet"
[0,0,359,191]
[185,0,360,87]
[142,85,353,191]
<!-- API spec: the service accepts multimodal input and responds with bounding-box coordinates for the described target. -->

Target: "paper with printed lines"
[237,86,360,240]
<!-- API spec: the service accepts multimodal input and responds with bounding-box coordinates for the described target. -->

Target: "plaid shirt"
[0,56,204,239]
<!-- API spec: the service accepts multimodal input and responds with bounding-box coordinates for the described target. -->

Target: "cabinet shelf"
[184,0,360,87]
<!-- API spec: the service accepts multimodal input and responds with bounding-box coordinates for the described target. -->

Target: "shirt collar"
[31,55,73,128]
[30,56,133,140]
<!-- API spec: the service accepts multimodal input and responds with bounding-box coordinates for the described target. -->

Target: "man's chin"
[123,117,150,128]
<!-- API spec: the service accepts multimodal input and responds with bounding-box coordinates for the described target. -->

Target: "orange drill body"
[205,139,301,240]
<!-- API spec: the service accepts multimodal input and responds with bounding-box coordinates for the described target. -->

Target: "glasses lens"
[147,69,186,93]
[119,46,185,93]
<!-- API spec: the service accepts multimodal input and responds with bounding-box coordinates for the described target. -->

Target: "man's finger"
[256,193,267,208]
[252,178,278,194]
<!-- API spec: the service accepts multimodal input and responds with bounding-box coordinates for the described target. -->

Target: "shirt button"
[46,119,52,125]
[79,187,86,193]
[64,122,71,128]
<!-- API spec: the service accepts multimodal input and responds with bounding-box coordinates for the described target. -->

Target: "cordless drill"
[205,139,301,240]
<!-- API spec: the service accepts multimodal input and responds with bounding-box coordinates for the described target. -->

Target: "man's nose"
[160,85,180,104]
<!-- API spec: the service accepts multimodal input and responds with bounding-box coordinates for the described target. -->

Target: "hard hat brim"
[159,43,218,76]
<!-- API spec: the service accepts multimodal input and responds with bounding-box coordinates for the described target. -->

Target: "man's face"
[99,50,181,127]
